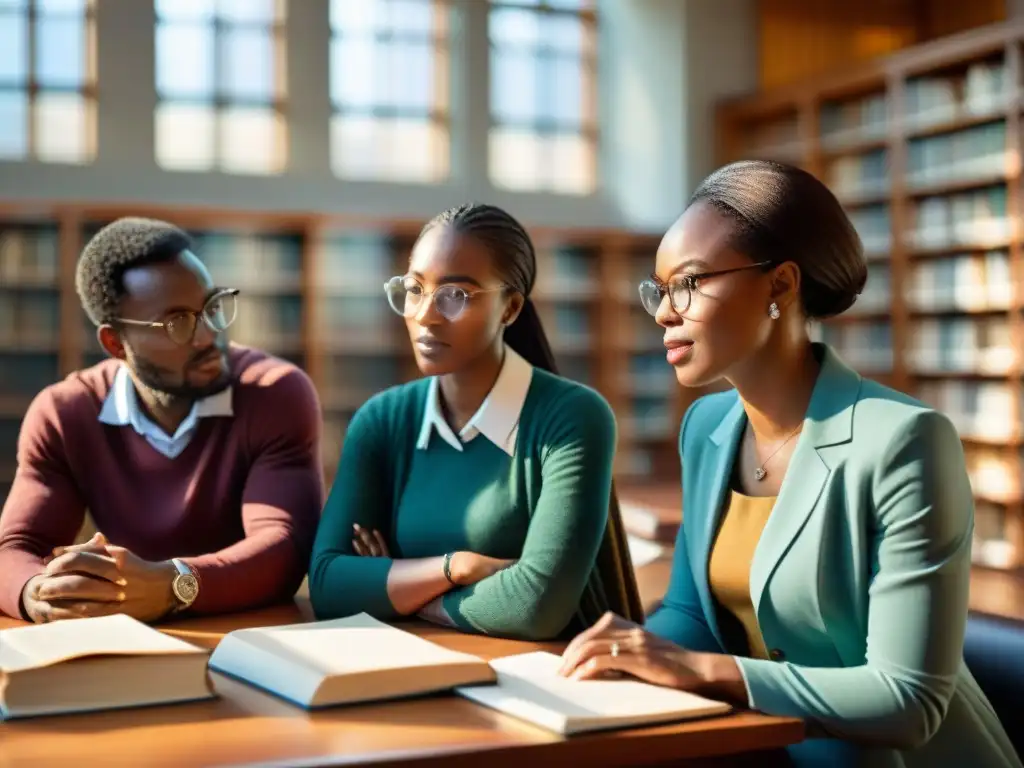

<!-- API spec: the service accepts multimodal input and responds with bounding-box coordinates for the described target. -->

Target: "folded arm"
[178,370,324,614]
[441,389,616,641]
[734,411,973,750]
[308,395,455,620]
[0,391,88,619]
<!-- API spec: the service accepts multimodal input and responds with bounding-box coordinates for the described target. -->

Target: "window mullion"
[26,0,37,159]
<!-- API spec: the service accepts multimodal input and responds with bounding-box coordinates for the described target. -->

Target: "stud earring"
[769,302,780,320]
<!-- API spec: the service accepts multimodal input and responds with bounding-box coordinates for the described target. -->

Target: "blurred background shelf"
[0,206,711,496]
[717,18,1024,577]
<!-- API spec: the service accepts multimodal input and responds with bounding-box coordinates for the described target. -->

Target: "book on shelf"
[455,651,731,736]
[208,613,497,708]
[0,613,214,721]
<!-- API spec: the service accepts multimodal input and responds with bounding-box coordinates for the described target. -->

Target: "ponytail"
[503,297,559,374]
[418,202,644,625]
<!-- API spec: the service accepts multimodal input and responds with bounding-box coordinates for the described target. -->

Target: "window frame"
[153,0,289,175]
[0,0,98,164]
[487,0,599,195]
[327,0,453,183]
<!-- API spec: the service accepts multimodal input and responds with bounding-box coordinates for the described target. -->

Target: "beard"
[128,349,232,408]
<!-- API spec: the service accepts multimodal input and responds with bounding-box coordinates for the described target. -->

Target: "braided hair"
[690,160,868,319]
[418,203,559,373]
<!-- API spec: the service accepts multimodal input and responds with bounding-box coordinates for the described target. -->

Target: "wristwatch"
[170,558,200,612]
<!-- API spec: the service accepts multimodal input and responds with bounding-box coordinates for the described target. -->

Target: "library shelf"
[716,18,1024,578]
[0,202,693,510]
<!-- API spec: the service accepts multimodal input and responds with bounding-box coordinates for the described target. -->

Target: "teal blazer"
[646,345,1021,768]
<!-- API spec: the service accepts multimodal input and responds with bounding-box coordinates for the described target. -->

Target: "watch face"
[173,574,199,604]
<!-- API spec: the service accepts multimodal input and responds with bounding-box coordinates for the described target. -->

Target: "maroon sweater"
[0,345,324,619]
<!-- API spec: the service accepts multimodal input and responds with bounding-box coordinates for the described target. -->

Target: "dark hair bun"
[690,160,868,320]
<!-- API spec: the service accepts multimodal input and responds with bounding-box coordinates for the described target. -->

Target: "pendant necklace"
[752,423,803,482]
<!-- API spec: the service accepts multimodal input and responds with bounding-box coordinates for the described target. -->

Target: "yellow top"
[708,490,777,660]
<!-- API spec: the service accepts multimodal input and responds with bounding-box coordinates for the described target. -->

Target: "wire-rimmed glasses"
[113,288,240,345]
[384,275,504,322]
[637,262,773,317]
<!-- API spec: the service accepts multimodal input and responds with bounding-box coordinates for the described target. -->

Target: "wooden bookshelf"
[0,205,685,504]
[716,20,1024,575]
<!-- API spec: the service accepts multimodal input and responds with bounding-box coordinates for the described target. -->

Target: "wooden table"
[0,600,804,768]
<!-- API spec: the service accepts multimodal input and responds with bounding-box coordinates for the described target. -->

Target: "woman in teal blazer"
[558,161,1020,768]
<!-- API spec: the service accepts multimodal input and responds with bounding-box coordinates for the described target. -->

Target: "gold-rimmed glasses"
[113,288,240,345]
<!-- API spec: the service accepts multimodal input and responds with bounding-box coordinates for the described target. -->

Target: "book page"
[489,652,731,719]
[228,614,486,677]
[0,643,33,672]
[1,614,205,672]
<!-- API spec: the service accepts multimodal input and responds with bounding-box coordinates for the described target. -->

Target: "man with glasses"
[0,217,324,623]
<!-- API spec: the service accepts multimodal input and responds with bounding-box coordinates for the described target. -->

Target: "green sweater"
[308,369,617,641]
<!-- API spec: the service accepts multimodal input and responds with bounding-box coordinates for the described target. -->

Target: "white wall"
[0,0,757,234]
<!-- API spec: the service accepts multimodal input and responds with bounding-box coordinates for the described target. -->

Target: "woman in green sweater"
[308,203,641,640]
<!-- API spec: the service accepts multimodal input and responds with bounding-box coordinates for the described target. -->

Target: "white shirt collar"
[98,365,233,458]
[416,346,534,456]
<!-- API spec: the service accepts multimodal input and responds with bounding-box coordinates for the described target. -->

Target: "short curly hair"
[76,217,194,326]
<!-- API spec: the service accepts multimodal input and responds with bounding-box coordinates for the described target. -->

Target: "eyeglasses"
[384,275,505,322]
[114,288,240,345]
[638,262,773,317]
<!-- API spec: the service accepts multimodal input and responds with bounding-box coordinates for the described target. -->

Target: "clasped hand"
[351,524,516,586]
[22,533,177,624]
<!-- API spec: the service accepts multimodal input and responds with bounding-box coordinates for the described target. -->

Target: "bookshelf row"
[0,207,685,510]
[718,21,1024,572]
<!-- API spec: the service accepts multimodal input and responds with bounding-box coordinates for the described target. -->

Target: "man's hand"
[25,533,179,624]
[21,564,125,624]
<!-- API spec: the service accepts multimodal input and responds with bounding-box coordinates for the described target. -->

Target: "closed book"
[456,651,732,735]
[208,613,496,709]
[0,613,214,720]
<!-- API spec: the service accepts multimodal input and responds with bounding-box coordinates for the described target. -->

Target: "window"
[488,0,597,195]
[329,0,450,183]
[154,0,287,175]
[0,0,97,164]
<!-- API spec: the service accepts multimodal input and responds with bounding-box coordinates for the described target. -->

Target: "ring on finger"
[610,641,620,658]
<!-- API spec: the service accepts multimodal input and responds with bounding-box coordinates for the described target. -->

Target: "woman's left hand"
[557,611,707,688]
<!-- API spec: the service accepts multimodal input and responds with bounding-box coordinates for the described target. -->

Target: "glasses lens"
[165,313,198,345]
[434,285,468,321]
[670,278,692,314]
[638,281,662,317]
[204,291,238,332]
[385,276,423,317]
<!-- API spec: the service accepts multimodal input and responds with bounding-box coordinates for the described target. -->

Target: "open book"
[0,613,214,720]
[208,613,496,708]
[456,651,732,735]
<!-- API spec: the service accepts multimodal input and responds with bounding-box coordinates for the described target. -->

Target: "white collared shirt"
[98,365,234,459]
[415,347,534,456]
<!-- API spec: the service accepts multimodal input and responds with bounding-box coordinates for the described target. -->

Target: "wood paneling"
[918,0,1006,40]
[758,0,1007,89]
